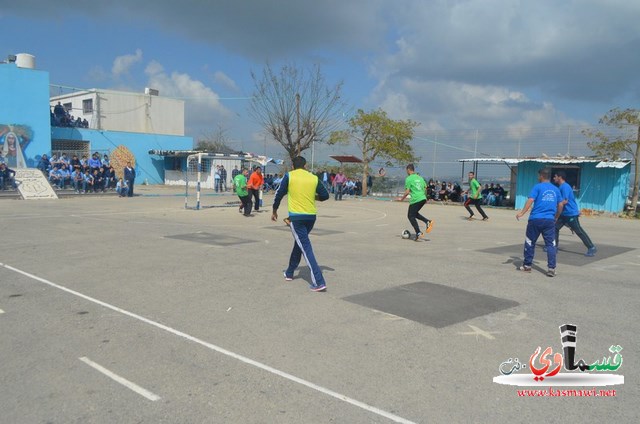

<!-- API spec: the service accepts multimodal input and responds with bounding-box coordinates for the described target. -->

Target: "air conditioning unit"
[145,87,159,96]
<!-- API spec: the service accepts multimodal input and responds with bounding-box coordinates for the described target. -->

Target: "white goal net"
[184,153,240,210]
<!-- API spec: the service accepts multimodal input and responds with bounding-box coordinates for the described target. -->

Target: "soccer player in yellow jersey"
[272,156,330,292]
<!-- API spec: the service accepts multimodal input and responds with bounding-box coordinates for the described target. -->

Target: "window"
[82,99,93,114]
[168,157,182,171]
[51,139,90,159]
[63,103,72,113]
[551,166,581,191]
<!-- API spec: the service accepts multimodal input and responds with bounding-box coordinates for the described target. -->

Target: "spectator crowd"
[51,102,89,128]
[425,179,507,206]
[36,151,117,194]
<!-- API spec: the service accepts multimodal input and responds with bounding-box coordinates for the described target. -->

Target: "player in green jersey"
[233,168,252,216]
[464,171,489,220]
[397,164,434,240]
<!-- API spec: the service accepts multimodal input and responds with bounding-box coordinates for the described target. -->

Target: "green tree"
[329,109,419,196]
[583,108,640,215]
[249,63,346,164]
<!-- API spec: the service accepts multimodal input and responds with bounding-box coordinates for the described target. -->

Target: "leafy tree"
[249,63,346,164]
[583,108,640,215]
[329,109,419,196]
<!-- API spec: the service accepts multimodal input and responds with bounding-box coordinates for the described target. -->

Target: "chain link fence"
[324,125,637,198]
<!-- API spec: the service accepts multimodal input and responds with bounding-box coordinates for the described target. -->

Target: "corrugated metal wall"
[578,163,630,213]
[515,162,541,210]
[515,161,631,213]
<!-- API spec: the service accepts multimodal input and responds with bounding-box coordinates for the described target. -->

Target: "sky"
[1,0,639,178]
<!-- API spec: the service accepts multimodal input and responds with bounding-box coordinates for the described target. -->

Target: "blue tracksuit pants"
[524,218,557,269]
[286,219,325,288]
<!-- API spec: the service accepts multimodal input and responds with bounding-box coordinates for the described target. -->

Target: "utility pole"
[296,93,301,156]
[474,129,478,158]
[432,134,437,179]
[632,122,640,215]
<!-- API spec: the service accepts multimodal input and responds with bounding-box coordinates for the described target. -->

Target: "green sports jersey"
[469,178,481,199]
[405,173,427,204]
[234,174,248,196]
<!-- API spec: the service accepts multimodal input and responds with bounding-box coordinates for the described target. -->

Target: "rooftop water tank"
[16,53,36,69]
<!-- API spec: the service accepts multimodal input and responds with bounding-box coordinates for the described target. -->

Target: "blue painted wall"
[578,163,630,213]
[515,161,630,213]
[515,162,541,210]
[0,63,51,167]
[0,62,193,184]
[51,127,192,184]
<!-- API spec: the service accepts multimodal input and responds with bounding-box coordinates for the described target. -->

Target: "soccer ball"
[401,230,411,239]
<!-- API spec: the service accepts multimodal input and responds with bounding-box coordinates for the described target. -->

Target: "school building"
[0,54,192,185]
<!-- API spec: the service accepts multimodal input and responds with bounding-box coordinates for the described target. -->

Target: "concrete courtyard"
[1,186,638,423]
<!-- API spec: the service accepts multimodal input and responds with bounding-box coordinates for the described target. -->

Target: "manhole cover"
[165,232,257,246]
[343,282,519,328]
[479,242,634,266]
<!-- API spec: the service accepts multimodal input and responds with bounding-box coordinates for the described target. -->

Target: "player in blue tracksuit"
[516,168,564,277]
[553,171,597,257]
[272,156,330,292]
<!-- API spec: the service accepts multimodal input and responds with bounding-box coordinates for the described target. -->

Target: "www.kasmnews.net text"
[517,388,617,397]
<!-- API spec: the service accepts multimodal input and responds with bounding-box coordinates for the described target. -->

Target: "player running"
[397,164,434,240]
[464,171,489,221]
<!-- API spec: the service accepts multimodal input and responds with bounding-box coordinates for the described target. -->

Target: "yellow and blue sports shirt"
[272,168,329,220]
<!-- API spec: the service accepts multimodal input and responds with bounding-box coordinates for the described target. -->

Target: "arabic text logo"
[493,324,624,387]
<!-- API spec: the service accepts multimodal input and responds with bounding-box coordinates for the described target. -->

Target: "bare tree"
[249,63,345,163]
[196,124,236,154]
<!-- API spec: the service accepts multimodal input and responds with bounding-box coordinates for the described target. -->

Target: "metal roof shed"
[329,155,363,163]
[459,157,631,213]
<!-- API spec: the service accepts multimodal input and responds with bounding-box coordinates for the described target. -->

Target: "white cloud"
[144,60,233,131]
[380,0,640,101]
[112,49,142,77]
[369,77,537,128]
[213,71,239,91]
[86,65,109,82]
[7,0,639,104]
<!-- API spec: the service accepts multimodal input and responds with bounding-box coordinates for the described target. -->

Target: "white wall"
[51,89,184,136]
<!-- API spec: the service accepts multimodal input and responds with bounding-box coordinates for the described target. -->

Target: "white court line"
[0,308,4,314]
[340,205,388,223]
[0,262,415,424]
[457,325,499,340]
[79,357,161,401]
[2,210,164,221]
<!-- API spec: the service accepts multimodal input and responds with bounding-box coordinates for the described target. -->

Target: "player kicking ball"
[396,163,434,241]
